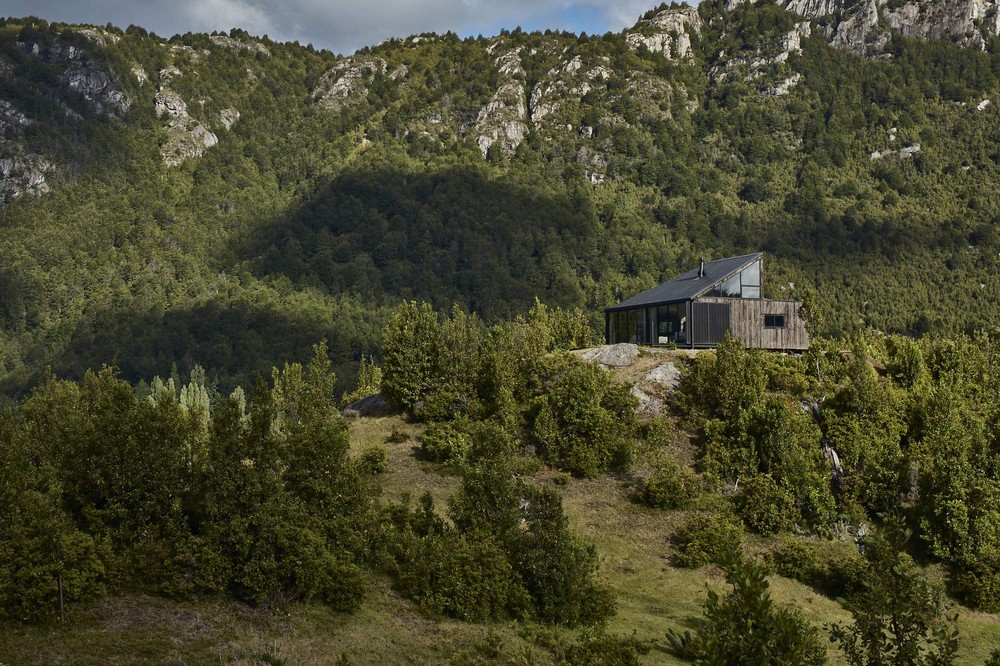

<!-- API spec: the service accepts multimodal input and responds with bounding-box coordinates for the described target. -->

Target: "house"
[605,252,809,350]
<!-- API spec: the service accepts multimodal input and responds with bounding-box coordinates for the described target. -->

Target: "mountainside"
[3,1,1000,391]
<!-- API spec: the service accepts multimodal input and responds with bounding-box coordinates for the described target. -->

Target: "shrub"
[665,548,826,665]
[396,529,529,622]
[736,474,800,535]
[948,556,1000,613]
[768,538,864,598]
[529,353,637,477]
[565,629,651,666]
[768,539,821,585]
[358,446,388,475]
[419,421,470,466]
[637,458,701,510]
[674,511,745,569]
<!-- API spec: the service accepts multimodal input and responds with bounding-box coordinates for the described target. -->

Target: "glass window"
[742,286,761,299]
[764,314,785,328]
[718,274,741,297]
[627,310,637,343]
[616,311,627,343]
[635,309,646,344]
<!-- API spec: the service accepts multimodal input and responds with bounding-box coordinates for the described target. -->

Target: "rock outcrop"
[209,35,271,56]
[154,82,219,167]
[18,39,130,116]
[778,0,1000,55]
[0,100,53,205]
[576,343,640,368]
[626,6,702,60]
[473,45,529,156]
[312,56,388,112]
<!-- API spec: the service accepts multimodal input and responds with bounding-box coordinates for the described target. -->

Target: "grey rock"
[344,393,392,417]
[626,7,702,60]
[475,46,528,156]
[209,35,271,56]
[577,343,640,367]
[631,386,665,416]
[312,56,388,112]
[644,363,683,391]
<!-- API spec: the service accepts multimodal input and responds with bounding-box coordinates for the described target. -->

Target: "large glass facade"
[609,304,686,345]
[709,259,761,299]
[656,303,686,344]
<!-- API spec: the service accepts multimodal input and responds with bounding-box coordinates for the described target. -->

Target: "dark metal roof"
[606,253,763,311]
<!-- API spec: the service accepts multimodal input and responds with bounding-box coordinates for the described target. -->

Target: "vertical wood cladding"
[697,297,809,350]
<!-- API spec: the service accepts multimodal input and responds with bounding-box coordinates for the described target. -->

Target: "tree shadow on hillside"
[5,296,385,396]
[227,163,603,321]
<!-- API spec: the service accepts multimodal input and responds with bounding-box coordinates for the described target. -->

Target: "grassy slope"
[2,381,998,664]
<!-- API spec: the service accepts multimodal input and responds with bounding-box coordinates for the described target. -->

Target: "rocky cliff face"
[777,0,1000,55]
[626,6,702,60]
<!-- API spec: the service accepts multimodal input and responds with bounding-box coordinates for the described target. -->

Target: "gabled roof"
[606,252,762,311]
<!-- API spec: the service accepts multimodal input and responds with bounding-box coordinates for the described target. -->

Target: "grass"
[2,398,998,664]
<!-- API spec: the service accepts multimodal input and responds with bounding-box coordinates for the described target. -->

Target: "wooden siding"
[694,297,809,351]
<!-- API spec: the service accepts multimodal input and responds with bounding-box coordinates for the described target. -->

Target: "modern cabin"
[605,253,809,351]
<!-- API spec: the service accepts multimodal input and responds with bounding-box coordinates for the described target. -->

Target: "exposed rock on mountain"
[0,101,52,204]
[209,34,271,56]
[473,45,528,156]
[155,85,219,166]
[17,38,130,116]
[0,152,52,205]
[312,56,388,112]
[626,6,702,59]
[777,0,1000,55]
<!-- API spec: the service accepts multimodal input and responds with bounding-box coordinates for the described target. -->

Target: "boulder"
[343,393,391,418]
[577,343,640,367]
[631,386,665,416]
[644,362,682,391]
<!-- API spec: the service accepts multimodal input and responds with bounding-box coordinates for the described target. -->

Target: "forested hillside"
[3,0,1000,392]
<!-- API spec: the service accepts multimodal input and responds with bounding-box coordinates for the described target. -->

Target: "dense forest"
[2,2,1000,394]
[3,300,1000,664]
[3,0,1000,661]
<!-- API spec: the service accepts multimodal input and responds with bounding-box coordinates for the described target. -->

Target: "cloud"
[3,0,673,53]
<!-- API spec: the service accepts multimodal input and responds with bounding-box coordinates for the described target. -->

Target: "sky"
[5,0,670,54]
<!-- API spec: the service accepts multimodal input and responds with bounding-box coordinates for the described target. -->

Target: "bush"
[565,629,651,666]
[768,538,865,598]
[419,422,470,466]
[666,549,826,665]
[385,428,409,444]
[735,474,800,535]
[673,511,745,569]
[396,529,529,622]
[358,446,388,475]
[949,556,1000,612]
[768,539,821,584]
[637,458,701,510]
[529,353,637,477]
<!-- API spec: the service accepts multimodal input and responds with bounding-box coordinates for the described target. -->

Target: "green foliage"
[341,355,383,407]
[830,520,960,666]
[665,548,826,665]
[768,538,865,599]
[564,629,650,666]
[358,446,388,475]
[419,421,471,466]
[673,511,745,569]
[637,457,701,510]
[735,474,799,535]
[396,423,615,627]
[528,352,637,477]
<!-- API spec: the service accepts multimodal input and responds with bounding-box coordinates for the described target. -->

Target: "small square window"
[764,314,786,328]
